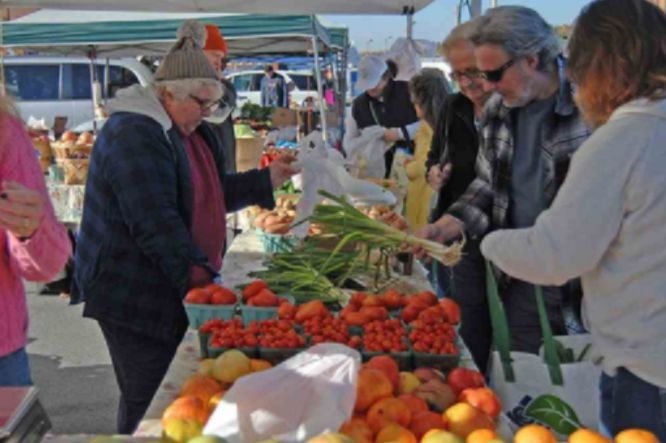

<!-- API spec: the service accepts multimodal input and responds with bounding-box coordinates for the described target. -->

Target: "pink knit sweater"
[0,114,71,358]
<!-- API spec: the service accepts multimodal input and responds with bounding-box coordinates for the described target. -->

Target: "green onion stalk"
[309,190,464,266]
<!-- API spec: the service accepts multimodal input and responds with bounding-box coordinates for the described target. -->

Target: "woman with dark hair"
[404,68,449,228]
[481,0,666,438]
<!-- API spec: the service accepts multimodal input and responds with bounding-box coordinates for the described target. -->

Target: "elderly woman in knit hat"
[71,20,297,434]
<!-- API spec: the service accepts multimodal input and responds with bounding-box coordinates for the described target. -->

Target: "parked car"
[2,56,154,129]
[227,69,319,108]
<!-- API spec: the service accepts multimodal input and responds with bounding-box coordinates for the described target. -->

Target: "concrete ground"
[25,283,118,435]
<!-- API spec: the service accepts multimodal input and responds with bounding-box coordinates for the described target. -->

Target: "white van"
[227,69,319,107]
[2,56,154,129]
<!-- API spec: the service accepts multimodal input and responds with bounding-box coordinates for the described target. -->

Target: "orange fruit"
[249,359,272,372]
[161,396,209,426]
[514,424,557,443]
[354,368,393,413]
[398,394,429,415]
[179,374,223,405]
[567,428,611,443]
[375,423,418,443]
[466,428,499,443]
[443,403,495,438]
[410,411,448,440]
[365,355,400,391]
[339,417,373,443]
[366,397,412,433]
[614,429,660,443]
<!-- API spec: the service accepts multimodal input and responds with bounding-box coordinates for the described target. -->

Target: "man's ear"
[525,53,540,71]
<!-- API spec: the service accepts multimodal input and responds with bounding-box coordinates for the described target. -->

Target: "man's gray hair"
[440,18,481,62]
[471,6,561,70]
[154,78,222,101]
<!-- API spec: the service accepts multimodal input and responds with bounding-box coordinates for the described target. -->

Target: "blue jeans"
[600,368,666,441]
[0,347,33,386]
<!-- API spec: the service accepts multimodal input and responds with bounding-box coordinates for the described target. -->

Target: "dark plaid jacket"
[72,112,274,341]
[448,59,591,239]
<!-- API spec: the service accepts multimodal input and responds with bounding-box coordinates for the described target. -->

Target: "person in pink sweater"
[0,94,71,386]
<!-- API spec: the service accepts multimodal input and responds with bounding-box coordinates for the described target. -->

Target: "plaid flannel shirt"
[448,58,591,239]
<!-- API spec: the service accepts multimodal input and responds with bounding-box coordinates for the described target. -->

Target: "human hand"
[383,128,401,143]
[268,153,300,189]
[0,181,45,240]
[412,215,464,260]
[427,163,453,191]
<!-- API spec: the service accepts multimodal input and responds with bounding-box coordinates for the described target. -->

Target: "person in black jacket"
[72,23,296,434]
[344,56,419,179]
[425,19,493,372]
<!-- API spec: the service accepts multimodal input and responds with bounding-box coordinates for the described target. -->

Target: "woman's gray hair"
[471,6,561,71]
[440,18,481,62]
[154,78,222,101]
[409,68,450,129]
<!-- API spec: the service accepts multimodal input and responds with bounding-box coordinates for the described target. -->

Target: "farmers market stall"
[133,228,477,438]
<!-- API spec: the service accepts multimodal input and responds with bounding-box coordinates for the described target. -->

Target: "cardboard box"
[271,108,298,128]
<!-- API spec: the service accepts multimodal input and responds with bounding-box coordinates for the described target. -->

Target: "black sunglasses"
[480,59,516,83]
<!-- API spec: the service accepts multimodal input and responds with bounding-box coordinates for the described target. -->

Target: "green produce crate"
[412,352,460,372]
[361,349,413,371]
[256,229,297,254]
[184,302,238,329]
[207,336,258,359]
[240,295,295,325]
[198,331,210,358]
[258,346,306,366]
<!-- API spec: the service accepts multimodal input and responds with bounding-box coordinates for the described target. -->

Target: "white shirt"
[481,97,666,388]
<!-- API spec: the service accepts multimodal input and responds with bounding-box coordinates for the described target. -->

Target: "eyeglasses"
[189,94,220,112]
[479,59,515,83]
[450,69,483,82]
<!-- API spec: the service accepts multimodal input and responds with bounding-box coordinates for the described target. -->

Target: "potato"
[263,214,281,227]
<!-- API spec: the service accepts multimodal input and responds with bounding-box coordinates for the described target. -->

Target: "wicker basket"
[61,159,90,185]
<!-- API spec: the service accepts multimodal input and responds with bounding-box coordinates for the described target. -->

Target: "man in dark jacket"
[72,22,296,434]
[425,19,492,372]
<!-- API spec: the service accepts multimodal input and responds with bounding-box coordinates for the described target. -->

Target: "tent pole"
[406,13,414,39]
[312,36,328,141]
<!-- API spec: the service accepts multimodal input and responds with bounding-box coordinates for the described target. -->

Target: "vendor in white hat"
[343,55,419,179]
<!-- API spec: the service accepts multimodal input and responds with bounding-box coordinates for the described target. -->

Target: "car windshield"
[289,74,315,91]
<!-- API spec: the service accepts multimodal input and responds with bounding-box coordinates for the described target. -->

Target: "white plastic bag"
[203,344,361,443]
[344,122,389,179]
[291,132,395,237]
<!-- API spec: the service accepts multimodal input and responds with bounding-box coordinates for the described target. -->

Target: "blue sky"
[324,0,591,52]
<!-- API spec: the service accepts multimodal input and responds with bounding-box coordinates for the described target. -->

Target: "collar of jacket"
[489,55,575,121]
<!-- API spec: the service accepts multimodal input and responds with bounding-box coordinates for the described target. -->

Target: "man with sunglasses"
[418,6,590,357]
[72,20,297,434]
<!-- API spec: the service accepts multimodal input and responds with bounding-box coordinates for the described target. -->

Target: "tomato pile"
[361,319,408,353]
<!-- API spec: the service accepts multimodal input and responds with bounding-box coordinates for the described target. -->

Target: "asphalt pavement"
[25,283,119,435]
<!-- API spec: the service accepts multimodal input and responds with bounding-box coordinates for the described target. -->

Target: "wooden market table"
[133,229,477,438]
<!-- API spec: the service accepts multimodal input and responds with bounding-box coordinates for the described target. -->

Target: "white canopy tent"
[0,0,435,15]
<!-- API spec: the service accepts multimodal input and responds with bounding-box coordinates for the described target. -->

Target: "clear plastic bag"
[203,344,361,443]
